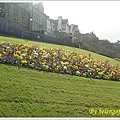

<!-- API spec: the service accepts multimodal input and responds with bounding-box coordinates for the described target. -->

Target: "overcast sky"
[38,1,120,43]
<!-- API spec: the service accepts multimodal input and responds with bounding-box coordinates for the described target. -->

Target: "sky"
[38,1,120,43]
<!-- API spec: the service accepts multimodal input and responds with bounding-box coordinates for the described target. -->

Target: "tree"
[89,32,99,42]
[59,32,71,40]
[72,28,83,47]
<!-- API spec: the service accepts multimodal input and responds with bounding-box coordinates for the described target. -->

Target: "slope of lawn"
[1,63,120,117]
[0,35,120,117]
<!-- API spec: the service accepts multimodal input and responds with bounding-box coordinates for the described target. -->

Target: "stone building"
[46,15,54,34]
[0,3,5,18]
[0,3,31,38]
[5,3,30,30]
[30,3,47,32]
[51,16,69,33]
[69,24,78,34]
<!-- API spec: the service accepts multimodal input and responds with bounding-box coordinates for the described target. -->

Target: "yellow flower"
[0,41,4,44]
[21,60,27,64]
[62,57,66,61]
[16,51,21,55]
[96,68,100,71]
[98,71,104,76]
[109,74,113,77]
[111,71,115,75]
[56,66,60,69]
[29,56,32,59]
[43,65,49,69]
[14,54,19,58]
[24,44,29,47]
[45,65,49,69]
[73,65,78,70]
[0,54,2,58]
[19,56,23,60]
[29,63,34,67]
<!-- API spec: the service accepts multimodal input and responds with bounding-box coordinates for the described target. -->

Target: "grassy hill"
[0,36,120,117]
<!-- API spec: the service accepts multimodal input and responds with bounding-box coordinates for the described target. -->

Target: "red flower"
[26,57,30,61]
[68,67,73,71]
[79,69,83,73]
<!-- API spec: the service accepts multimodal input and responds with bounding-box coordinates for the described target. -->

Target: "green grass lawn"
[0,35,120,117]
[1,64,120,117]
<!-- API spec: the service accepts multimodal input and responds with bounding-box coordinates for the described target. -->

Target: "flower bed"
[0,41,120,81]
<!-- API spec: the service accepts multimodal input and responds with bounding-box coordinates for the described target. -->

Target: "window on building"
[6,4,10,16]
[33,25,35,30]
[13,7,18,20]
[22,11,26,23]
[40,24,43,29]
[62,28,66,31]
[0,3,5,17]
[62,24,66,27]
